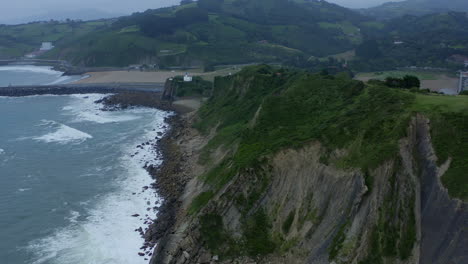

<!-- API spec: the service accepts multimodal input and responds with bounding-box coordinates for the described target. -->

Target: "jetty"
[0,83,165,97]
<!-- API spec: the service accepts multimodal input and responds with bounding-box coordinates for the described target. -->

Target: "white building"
[458,71,468,94]
[183,73,193,82]
[40,42,54,51]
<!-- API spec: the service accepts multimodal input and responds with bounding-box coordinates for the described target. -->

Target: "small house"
[40,42,54,51]
[183,73,193,82]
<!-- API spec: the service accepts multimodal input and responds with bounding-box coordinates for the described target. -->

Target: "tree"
[175,7,209,25]
[197,0,223,12]
[356,39,382,59]
[403,75,420,88]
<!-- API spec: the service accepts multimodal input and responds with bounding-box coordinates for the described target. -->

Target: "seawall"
[0,83,165,97]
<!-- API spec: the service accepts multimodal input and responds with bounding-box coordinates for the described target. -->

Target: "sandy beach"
[74,71,198,84]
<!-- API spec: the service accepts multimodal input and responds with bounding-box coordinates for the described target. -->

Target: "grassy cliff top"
[195,65,468,200]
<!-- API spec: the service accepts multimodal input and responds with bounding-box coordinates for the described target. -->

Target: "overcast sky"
[0,0,403,23]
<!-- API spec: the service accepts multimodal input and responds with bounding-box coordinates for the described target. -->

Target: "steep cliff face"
[415,116,468,264]
[149,67,468,264]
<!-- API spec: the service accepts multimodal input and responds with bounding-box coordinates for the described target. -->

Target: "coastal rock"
[198,252,211,263]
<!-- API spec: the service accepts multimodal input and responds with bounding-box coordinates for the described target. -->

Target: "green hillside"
[184,65,468,262]
[31,0,371,67]
[351,12,468,71]
[0,20,112,59]
[361,0,468,20]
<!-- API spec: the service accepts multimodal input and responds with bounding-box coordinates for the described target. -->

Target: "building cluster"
[25,42,54,58]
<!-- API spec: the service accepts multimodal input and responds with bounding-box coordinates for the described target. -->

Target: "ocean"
[0,66,169,263]
[0,65,84,87]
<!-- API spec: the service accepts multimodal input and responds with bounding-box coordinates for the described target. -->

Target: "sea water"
[0,69,169,263]
[0,65,83,87]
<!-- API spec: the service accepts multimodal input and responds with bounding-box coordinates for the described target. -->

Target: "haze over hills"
[0,9,124,25]
[362,0,468,19]
[1,0,467,71]
[37,0,371,68]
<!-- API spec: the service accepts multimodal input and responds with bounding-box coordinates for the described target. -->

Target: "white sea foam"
[0,65,63,76]
[63,94,142,124]
[33,120,92,144]
[0,148,4,154]
[27,108,171,264]
[18,188,32,192]
[66,211,81,224]
[45,75,73,85]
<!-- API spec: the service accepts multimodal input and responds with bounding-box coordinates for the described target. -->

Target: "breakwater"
[0,83,165,97]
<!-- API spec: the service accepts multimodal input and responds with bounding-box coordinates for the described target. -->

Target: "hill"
[148,65,468,264]
[2,0,372,68]
[362,0,468,20]
[351,12,468,71]
[0,20,113,59]
[0,9,123,25]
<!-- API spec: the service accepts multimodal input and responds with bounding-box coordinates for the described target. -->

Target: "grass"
[242,209,276,256]
[282,210,296,234]
[200,213,231,254]
[328,221,348,260]
[356,71,441,80]
[430,112,468,200]
[188,191,214,215]
[0,20,109,59]
[412,93,468,201]
[196,66,415,199]
[192,66,466,261]
[412,94,468,113]
[172,76,212,97]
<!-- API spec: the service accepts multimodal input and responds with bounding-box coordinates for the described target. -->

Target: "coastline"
[99,92,202,262]
[73,71,200,84]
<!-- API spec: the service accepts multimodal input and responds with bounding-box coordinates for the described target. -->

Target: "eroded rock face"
[150,115,467,264]
[416,116,468,264]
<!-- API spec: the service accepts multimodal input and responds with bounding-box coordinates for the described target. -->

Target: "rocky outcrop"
[416,115,468,264]
[149,114,467,264]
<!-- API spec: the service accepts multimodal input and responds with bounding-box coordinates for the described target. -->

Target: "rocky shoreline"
[100,92,197,263]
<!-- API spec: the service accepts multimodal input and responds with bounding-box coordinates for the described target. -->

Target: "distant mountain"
[0,9,123,25]
[37,0,371,67]
[351,12,468,70]
[361,0,468,20]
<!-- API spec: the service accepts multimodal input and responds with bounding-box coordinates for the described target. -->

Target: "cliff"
[147,66,468,264]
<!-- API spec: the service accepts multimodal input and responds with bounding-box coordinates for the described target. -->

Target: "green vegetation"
[194,65,466,261]
[384,75,420,89]
[200,213,233,254]
[356,71,441,81]
[172,76,212,97]
[0,20,112,59]
[196,65,415,193]
[328,221,348,260]
[362,0,468,20]
[188,191,214,215]
[199,209,276,258]
[430,113,468,200]
[412,94,468,201]
[242,209,276,256]
[359,160,417,263]
[0,0,370,67]
[282,210,295,234]
[353,12,468,71]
